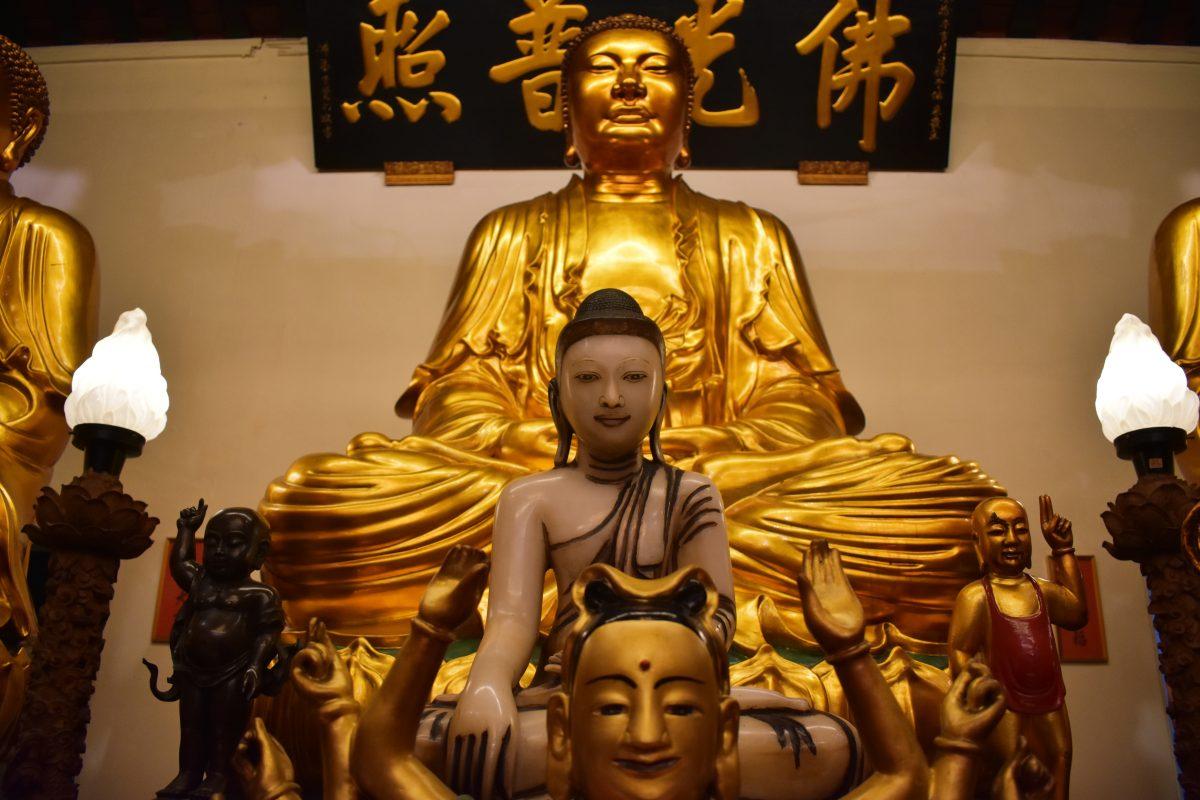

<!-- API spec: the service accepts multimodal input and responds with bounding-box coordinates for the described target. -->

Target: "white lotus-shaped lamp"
[1095,313,1198,476]
[64,308,169,476]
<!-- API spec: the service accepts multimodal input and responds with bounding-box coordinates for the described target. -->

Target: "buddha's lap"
[261,431,999,638]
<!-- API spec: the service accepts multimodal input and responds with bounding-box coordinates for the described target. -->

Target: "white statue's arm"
[444,478,547,800]
[674,472,736,644]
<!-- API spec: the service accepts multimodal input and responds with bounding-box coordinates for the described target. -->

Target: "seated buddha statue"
[0,35,98,747]
[261,13,1001,651]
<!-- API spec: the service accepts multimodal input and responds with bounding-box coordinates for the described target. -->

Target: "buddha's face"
[972,498,1032,577]
[565,28,688,173]
[548,619,738,800]
[559,334,664,461]
[204,513,267,580]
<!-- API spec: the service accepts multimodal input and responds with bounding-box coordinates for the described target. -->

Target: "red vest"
[984,576,1065,715]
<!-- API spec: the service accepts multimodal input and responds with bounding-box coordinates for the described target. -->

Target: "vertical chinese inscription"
[928,0,951,142]
[318,42,335,140]
[489,0,589,132]
[342,0,462,125]
[796,0,914,152]
[674,0,759,127]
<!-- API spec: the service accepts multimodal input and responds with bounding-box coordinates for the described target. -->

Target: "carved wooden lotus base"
[1104,473,1200,800]
[2,470,157,800]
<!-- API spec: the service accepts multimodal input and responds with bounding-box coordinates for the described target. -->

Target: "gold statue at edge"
[0,36,99,748]
[261,14,1001,652]
[1149,197,1200,484]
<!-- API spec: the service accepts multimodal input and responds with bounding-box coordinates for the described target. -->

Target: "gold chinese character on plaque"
[489,0,589,131]
[342,0,462,125]
[796,0,914,152]
[674,0,759,127]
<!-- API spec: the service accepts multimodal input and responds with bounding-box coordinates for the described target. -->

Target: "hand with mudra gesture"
[1038,495,1074,557]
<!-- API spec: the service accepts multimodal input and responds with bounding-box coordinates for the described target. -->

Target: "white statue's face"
[559,334,663,460]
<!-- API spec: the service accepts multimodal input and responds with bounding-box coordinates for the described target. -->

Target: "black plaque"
[307,0,957,171]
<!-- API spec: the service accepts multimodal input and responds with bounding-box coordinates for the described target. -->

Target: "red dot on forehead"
[639,659,651,671]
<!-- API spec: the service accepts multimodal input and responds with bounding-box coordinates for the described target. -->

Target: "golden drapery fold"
[262,177,1000,650]
[0,194,98,644]
[0,191,97,750]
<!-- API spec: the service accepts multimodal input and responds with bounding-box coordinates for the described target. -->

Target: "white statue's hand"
[445,681,519,800]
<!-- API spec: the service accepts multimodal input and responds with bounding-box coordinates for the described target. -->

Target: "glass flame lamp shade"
[64,309,169,476]
[1095,314,1199,476]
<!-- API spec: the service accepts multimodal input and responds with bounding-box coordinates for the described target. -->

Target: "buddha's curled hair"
[560,563,730,693]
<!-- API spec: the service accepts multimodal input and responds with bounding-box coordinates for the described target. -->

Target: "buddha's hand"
[940,658,1006,745]
[178,498,207,532]
[292,618,358,719]
[795,541,865,658]
[993,736,1054,800]
[499,420,558,462]
[445,684,518,800]
[232,717,300,800]
[419,545,490,634]
[1039,495,1074,553]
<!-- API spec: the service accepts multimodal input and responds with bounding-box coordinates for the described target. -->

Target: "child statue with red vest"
[949,495,1087,800]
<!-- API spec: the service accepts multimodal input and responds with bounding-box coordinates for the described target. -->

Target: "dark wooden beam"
[1038,0,1083,38]
[165,0,193,40]
[218,0,250,37]
[1074,0,1113,39]
[1135,0,1171,43]
[1007,0,1043,37]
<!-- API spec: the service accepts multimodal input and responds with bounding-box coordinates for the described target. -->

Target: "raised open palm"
[418,545,490,633]
[795,540,865,656]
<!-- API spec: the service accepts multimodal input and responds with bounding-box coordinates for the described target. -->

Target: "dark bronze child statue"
[144,500,285,799]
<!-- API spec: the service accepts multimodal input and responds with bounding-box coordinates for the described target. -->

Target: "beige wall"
[17,35,1199,799]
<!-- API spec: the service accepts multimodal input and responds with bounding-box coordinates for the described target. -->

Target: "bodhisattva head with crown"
[546,565,738,800]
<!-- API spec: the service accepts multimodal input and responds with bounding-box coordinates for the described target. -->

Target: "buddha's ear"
[713,696,741,800]
[1,107,43,173]
[546,692,573,800]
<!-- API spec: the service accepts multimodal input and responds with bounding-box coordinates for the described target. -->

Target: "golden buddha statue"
[0,35,99,748]
[1149,197,1200,482]
[261,14,1001,652]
